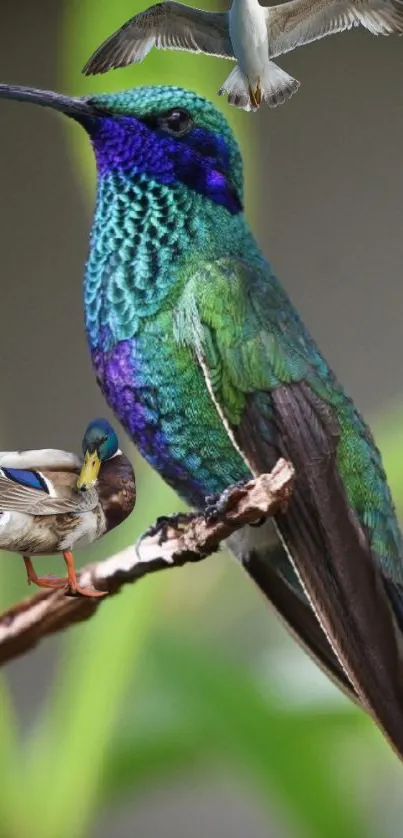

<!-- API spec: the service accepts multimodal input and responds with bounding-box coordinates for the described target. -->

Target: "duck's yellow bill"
[77,450,101,490]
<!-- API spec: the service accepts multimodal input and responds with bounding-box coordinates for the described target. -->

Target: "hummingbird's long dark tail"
[230,380,403,761]
[271,383,403,760]
[226,528,360,704]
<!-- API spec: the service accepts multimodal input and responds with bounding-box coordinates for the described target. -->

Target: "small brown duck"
[0,418,136,597]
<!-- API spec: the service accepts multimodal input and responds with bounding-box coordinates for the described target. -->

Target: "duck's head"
[77,418,119,490]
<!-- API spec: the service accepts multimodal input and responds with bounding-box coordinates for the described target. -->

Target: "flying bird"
[83,0,403,110]
[1,82,403,757]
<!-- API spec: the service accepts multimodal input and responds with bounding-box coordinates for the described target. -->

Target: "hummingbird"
[83,0,403,110]
[1,82,403,757]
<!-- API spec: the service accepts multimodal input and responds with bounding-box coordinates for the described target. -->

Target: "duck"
[0,418,136,598]
[83,0,403,111]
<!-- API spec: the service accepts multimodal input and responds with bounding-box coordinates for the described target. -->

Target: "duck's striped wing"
[83,2,233,76]
[267,0,403,58]
[0,467,98,515]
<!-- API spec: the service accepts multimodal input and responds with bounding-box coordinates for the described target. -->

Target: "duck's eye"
[157,108,193,137]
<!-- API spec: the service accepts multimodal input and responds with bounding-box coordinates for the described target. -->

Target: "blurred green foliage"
[0,2,402,837]
[375,406,403,514]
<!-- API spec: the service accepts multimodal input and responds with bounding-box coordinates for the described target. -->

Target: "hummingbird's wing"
[267,0,403,58]
[83,3,233,76]
[175,256,403,758]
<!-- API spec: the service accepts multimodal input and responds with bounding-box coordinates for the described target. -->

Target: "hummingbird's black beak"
[0,84,98,125]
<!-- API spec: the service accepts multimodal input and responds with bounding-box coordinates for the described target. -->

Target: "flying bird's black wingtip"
[82,28,127,76]
[82,63,93,77]
[82,38,134,77]
[82,8,148,77]
[82,50,111,76]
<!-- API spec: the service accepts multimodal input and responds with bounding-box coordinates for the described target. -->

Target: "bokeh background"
[0,1,403,836]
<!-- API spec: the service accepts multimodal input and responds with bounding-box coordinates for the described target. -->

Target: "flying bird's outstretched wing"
[267,0,403,57]
[174,256,403,759]
[83,3,233,75]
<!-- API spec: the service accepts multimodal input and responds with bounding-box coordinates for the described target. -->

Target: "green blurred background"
[0,1,403,836]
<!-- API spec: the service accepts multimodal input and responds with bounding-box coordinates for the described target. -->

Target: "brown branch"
[0,459,294,666]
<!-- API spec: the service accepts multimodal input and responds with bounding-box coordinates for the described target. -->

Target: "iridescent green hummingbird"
[1,82,403,758]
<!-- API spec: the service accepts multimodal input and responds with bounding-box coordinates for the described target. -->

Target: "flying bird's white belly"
[229,0,269,81]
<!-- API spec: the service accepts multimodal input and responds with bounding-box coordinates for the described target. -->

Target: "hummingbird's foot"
[204,479,251,524]
[142,512,198,546]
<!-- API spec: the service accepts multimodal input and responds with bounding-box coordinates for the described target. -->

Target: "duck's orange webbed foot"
[63,550,107,598]
[23,556,68,590]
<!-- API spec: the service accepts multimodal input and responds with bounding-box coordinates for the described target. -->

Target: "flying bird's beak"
[0,83,98,126]
[77,450,102,490]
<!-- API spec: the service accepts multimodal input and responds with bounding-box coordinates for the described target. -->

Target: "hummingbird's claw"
[141,512,197,546]
[204,479,251,524]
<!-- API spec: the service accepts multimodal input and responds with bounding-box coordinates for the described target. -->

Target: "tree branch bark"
[0,459,294,666]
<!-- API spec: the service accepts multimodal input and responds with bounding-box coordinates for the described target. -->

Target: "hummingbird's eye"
[157,108,193,137]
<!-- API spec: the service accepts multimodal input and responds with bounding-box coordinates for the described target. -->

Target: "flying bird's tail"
[218,61,299,111]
